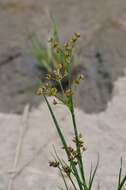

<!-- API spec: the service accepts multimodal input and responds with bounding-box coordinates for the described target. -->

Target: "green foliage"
[117,158,126,190]
[31,19,64,73]
[31,35,54,72]
[31,18,77,75]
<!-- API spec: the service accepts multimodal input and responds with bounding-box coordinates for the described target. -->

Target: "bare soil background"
[1,1,126,190]
[1,0,126,113]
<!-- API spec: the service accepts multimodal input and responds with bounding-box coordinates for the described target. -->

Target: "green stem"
[69,175,78,190]
[66,54,87,190]
[67,60,72,89]
[44,96,83,190]
[59,80,65,95]
[58,80,66,102]
[70,96,88,190]
[54,147,77,190]
[44,95,68,150]
[58,166,69,190]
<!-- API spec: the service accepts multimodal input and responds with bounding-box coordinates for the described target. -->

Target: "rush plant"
[36,32,98,190]
[36,32,126,190]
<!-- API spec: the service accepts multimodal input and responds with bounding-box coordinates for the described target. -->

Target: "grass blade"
[70,96,88,190]
[88,162,93,186]
[118,157,123,188]
[118,175,126,190]
[52,146,69,190]
[88,155,99,190]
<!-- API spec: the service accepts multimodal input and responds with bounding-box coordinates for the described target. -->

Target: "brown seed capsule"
[36,88,43,96]
[53,99,58,105]
[48,37,53,43]
[53,42,58,48]
[57,63,63,70]
[82,145,86,152]
[49,88,57,96]
[49,161,59,167]
[65,89,73,97]
[62,165,71,176]
[75,32,80,38]
[74,79,80,85]
[79,74,85,80]
[68,146,74,153]
[46,74,51,80]
[71,36,77,43]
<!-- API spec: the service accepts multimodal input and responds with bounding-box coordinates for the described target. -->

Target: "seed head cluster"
[36,32,85,109]
[49,133,86,178]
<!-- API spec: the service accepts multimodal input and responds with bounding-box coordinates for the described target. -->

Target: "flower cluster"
[49,158,72,177]
[49,32,80,57]
[49,141,86,178]
[63,32,80,61]
[36,32,85,112]
[72,134,86,153]
[36,84,57,96]
[49,160,59,167]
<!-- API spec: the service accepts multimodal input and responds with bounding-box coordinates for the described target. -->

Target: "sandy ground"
[0,72,126,190]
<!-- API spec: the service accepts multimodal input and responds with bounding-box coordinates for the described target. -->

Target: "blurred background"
[0,0,126,114]
[1,1,126,190]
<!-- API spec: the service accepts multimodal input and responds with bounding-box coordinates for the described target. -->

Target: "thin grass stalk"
[66,57,87,190]
[54,146,77,190]
[118,157,122,189]
[44,95,84,190]
[88,157,99,190]
[58,166,69,190]
[64,57,87,190]
[88,163,93,187]
[58,80,65,97]
[117,157,126,190]
[70,96,88,190]
[118,175,126,190]
[44,95,68,151]
[69,175,78,190]
[51,148,69,190]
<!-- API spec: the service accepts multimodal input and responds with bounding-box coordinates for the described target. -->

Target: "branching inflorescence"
[36,32,93,190]
[36,32,126,190]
